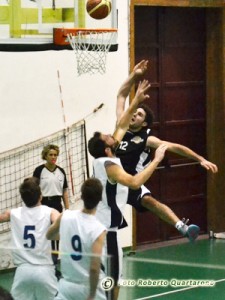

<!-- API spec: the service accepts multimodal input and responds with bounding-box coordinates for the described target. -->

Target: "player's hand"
[154,144,168,162]
[134,80,151,104]
[200,159,218,173]
[133,60,149,77]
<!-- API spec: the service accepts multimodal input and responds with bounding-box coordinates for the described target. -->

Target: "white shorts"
[55,278,107,300]
[11,264,58,300]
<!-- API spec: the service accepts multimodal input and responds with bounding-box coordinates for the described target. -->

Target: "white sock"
[175,220,185,230]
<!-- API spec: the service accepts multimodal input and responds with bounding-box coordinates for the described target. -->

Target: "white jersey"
[60,210,106,284]
[93,157,128,230]
[10,205,53,266]
[33,164,68,197]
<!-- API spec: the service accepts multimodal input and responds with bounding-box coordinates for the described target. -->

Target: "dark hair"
[0,286,14,300]
[41,144,59,160]
[88,132,106,159]
[81,178,103,210]
[19,177,41,208]
[138,103,154,127]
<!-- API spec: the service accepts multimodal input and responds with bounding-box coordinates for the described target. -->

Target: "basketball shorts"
[127,185,151,212]
[55,278,107,300]
[11,264,58,300]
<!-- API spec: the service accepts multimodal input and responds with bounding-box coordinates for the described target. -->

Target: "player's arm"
[113,80,151,146]
[0,210,10,223]
[147,136,218,173]
[106,144,167,189]
[62,188,69,210]
[46,213,62,240]
[87,230,107,300]
[116,60,149,124]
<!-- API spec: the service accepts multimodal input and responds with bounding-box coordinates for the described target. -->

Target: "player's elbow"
[129,179,142,190]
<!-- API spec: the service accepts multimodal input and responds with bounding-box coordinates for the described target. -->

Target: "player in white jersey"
[0,177,60,300]
[47,178,107,300]
[116,60,218,241]
[88,80,168,300]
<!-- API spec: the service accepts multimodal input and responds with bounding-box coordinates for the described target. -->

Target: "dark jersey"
[116,129,151,175]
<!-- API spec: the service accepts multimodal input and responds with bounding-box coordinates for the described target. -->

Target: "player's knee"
[141,195,159,210]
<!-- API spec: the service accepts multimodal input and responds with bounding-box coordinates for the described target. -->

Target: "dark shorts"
[42,196,63,213]
[106,231,122,284]
[127,185,151,213]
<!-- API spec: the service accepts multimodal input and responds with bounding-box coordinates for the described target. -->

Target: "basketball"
[86,0,112,20]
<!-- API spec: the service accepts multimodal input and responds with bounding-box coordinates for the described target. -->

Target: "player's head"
[129,104,154,130]
[41,144,59,162]
[81,178,103,210]
[88,132,116,158]
[19,177,41,208]
[139,104,154,127]
[0,286,14,300]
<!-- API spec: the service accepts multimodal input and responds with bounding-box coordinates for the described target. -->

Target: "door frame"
[130,0,225,248]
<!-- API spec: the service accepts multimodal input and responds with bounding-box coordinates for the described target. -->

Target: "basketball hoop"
[54,28,117,76]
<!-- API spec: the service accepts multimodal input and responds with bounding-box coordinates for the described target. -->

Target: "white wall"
[0,1,132,248]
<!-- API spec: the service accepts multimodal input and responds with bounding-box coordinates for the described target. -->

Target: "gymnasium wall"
[0,1,133,249]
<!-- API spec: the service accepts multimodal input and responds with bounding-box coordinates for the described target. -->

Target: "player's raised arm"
[116,60,149,124]
[113,80,150,146]
[147,136,218,174]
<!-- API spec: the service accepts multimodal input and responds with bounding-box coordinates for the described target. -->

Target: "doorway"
[133,6,207,245]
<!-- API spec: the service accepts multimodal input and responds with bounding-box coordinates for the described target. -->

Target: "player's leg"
[35,266,58,300]
[141,193,180,225]
[11,266,35,300]
[141,193,200,242]
[55,279,87,300]
[106,231,123,300]
[127,187,200,242]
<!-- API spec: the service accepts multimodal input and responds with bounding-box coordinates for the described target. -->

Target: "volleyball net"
[0,120,89,234]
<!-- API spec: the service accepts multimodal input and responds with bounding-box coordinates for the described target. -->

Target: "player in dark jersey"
[88,79,168,300]
[116,60,218,241]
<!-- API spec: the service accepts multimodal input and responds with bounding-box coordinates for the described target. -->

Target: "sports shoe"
[179,219,200,242]
[185,224,200,242]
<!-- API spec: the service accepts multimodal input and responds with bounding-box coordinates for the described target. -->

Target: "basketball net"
[67,29,117,76]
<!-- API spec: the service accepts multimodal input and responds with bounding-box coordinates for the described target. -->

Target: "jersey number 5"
[23,225,36,249]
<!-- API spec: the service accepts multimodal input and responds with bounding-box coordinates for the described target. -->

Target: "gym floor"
[1,235,225,300]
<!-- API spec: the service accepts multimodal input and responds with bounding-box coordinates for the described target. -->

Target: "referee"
[33,144,69,268]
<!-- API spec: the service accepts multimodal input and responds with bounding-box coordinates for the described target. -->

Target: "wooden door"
[134,7,207,244]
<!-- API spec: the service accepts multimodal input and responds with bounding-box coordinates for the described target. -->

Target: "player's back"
[60,209,105,284]
[10,205,53,266]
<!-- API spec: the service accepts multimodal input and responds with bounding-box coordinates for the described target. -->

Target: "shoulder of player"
[55,165,66,174]
[33,164,45,176]
[104,157,121,168]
